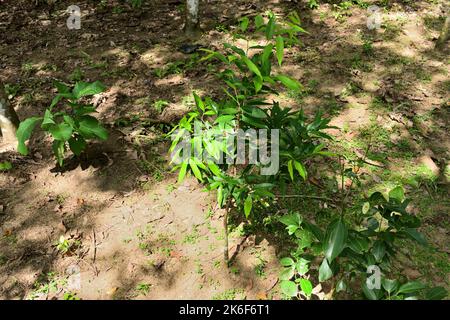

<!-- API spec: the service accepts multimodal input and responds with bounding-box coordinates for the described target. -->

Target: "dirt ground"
[0,0,449,300]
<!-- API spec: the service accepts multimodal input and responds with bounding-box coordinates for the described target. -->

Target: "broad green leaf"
[404,228,427,246]
[255,15,264,29]
[52,140,65,166]
[280,280,298,297]
[389,186,404,202]
[295,259,309,275]
[63,115,75,128]
[279,212,302,227]
[279,267,295,281]
[72,81,106,99]
[189,159,203,182]
[347,235,369,254]
[16,117,42,155]
[275,36,284,66]
[381,278,399,294]
[54,81,70,94]
[78,116,108,140]
[287,160,294,181]
[241,115,267,128]
[68,136,86,156]
[299,278,313,297]
[217,185,224,207]
[362,283,381,300]
[303,221,324,242]
[244,106,267,119]
[241,56,262,79]
[41,109,55,128]
[207,162,222,177]
[318,258,333,282]
[336,279,347,292]
[178,162,188,183]
[244,194,252,218]
[323,219,348,262]
[49,94,64,109]
[253,76,263,93]
[48,123,73,141]
[425,287,447,300]
[240,17,249,32]
[261,44,273,76]
[215,115,235,124]
[397,281,426,294]
[372,241,386,262]
[362,202,370,214]
[265,16,275,39]
[280,257,294,267]
[193,92,205,112]
[276,75,301,91]
[294,160,307,180]
[286,225,298,235]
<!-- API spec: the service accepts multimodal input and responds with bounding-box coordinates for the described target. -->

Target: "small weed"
[230,266,240,275]
[21,62,36,75]
[183,227,200,244]
[63,292,80,300]
[4,83,21,99]
[56,236,81,255]
[135,283,151,295]
[0,161,13,171]
[68,68,85,82]
[212,288,245,300]
[153,100,169,113]
[27,272,66,300]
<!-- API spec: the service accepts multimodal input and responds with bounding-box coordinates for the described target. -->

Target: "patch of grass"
[350,53,373,72]
[414,68,432,82]
[183,227,200,244]
[21,62,37,75]
[212,288,245,300]
[2,233,18,245]
[423,14,445,31]
[362,39,374,56]
[41,63,57,72]
[0,161,12,171]
[153,99,169,113]
[230,266,240,275]
[4,83,21,99]
[68,68,85,82]
[285,79,319,104]
[195,260,204,275]
[63,292,80,300]
[154,54,200,78]
[27,272,67,300]
[0,254,7,265]
[254,256,267,278]
[135,283,151,295]
[370,96,392,112]
[340,81,362,98]
[382,21,403,40]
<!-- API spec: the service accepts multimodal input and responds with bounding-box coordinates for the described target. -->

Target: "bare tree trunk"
[0,84,20,151]
[436,13,450,50]
[185,0,201,38]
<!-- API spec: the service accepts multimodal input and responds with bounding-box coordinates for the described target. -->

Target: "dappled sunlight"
[0,0,448,301]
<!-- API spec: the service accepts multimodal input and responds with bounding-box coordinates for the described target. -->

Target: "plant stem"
[275,194,334,202]
[223,198,230,264]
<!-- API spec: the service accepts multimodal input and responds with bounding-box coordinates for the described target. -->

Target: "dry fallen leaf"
[107,287,118,296]
[256,292,267,300]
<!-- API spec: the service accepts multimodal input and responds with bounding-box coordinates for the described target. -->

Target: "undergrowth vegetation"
[5,1,448,301]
